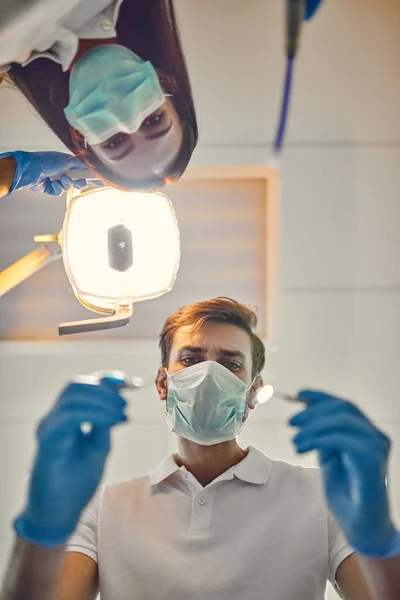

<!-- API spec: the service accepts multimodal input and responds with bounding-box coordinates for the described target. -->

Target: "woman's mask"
[165,361,254,446]
[64,44,166,145]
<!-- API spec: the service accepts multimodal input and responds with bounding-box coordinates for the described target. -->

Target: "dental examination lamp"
[0,182,181,336]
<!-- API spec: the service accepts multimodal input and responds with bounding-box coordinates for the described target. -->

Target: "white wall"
[1,1,400,598]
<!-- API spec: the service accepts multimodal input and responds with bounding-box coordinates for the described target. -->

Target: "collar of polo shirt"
[149,446,272,487]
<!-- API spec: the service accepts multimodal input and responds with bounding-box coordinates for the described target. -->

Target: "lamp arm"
[0,245,62,298]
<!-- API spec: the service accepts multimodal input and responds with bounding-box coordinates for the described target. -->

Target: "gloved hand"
[1,151,88,196]
[290,390,400,557]
[13,374,129,547]
[305,0,323,20]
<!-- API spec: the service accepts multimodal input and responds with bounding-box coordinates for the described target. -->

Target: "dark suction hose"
[273,0,306,155]
[273,56,294,154]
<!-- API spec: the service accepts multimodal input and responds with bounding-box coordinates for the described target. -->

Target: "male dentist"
[1,297,399,600]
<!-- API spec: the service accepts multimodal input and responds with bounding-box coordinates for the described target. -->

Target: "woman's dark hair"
[7,0,198,190]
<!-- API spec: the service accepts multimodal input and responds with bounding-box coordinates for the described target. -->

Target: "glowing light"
[62,187,180,311]
[256,384,275,404]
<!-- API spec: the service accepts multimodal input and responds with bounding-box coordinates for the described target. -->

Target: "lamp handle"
[58,305,133,336]
[0,245,62,298]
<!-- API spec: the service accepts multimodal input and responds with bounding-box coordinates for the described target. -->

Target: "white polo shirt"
[67,446,354,600]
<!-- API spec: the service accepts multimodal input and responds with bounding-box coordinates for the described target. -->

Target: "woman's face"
[88,98,183,185]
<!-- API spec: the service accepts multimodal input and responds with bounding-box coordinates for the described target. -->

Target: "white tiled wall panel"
[0,423,36,539]
[0,541,13,585]
[350,294,400,419]
[265,292,400,422]
[104,423,168,486]
[0,342,163,420]
[280,148,400,289]
[267,293,355,400]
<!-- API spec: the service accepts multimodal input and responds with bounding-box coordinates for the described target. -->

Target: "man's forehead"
[172,323,252,355]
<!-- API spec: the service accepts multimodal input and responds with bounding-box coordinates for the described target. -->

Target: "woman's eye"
[103,133,126,150]
[143,113,165,128]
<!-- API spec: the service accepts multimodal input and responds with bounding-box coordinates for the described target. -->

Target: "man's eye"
[142,113,164,128]
[181,357,200,366]
[222,362,241,371]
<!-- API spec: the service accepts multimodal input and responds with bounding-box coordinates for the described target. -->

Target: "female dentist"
[0,0,323,195]
[0,0,198,192]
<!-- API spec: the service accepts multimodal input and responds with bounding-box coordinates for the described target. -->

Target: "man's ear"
[248,375,264,409]
[155,367,168,401]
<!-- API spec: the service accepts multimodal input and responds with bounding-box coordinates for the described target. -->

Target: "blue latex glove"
[13,375,128,547]
[305,0,323,20]
[290,390,400,557]
[1,151,88,196]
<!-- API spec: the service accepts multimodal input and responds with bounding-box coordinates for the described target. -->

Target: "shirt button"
[100,19,112,31]
[198,497,207,506]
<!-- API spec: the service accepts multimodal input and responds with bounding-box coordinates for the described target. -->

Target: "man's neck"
[174,439,248,487]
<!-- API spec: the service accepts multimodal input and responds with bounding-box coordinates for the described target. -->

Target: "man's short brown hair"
[159,297,266,378]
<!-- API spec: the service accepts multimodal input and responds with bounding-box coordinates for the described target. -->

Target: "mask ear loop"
[160,368,172,418]
[242,377,259,422]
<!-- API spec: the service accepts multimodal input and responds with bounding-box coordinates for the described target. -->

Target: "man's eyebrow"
[177,346,206,354]
[219,349,246,361]
[177,346,246,361]
[144,121,173,140]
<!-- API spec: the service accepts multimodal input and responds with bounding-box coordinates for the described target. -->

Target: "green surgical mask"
[64,45,166,145]
[165,361,253,446]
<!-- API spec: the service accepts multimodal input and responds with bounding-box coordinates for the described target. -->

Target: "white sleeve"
[66,487,103,563]
[328,511,355,586]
